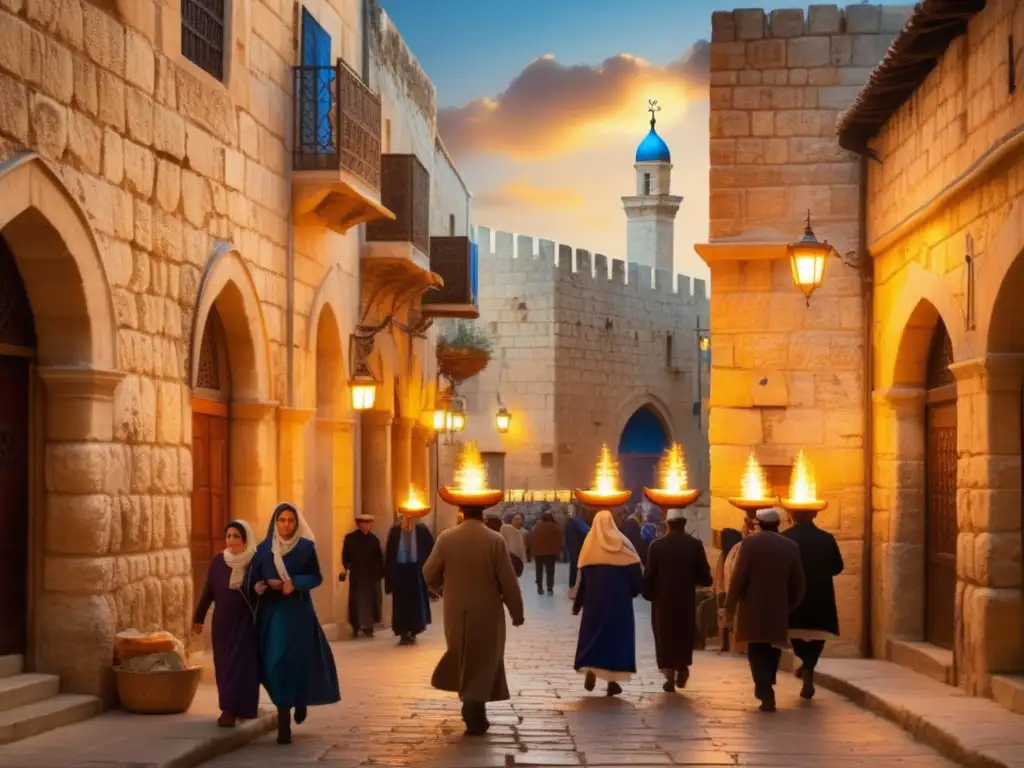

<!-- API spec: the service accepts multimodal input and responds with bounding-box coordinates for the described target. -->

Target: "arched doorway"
[925,319,956,650]
[618,405,670,505]
[191,306,231,608]
[0,234,36,657]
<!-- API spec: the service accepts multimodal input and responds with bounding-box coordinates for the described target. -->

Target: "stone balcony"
[291,60,393,233]
[363,153,432,281]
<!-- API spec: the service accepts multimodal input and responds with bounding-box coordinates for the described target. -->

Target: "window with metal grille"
[643,173,651,195]
[181,0,226,81]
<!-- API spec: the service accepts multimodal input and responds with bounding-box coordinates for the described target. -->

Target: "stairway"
[0,655,100,745]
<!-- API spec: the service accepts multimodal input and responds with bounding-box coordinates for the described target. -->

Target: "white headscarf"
[223,520,257,590]
[270,503,316,582]
[578,509,641,568]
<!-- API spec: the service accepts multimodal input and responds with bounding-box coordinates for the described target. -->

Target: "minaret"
[621,100,682,276]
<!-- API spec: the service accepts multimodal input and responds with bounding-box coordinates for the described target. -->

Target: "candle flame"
[740,452,769,500]
[453,441,490,492]
[788,450,818,503]
[659,443,689,491]
[401,483,429,511]
[593,444,622,494]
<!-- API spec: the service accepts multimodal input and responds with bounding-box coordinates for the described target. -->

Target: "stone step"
[885,639,954,685]
[0,656,24,679]
[991,674,1024,715]
[0,674,60,713]
[0,693,101,746]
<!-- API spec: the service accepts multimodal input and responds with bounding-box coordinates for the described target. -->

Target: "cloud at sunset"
[438,42,710,159]
[474,179,587,210]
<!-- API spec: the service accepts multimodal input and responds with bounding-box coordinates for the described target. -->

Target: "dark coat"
[529,520,563,557]
[724,531,805,647]
[620,518,647,564]
[783,522,844,635]
[642,531,714,669]
[384,523,434,635]
[341,529,383,630]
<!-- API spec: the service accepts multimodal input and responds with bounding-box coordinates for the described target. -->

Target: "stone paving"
[204,566,959,768]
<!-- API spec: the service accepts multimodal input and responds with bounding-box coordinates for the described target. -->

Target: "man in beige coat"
[724,507,805,712]
[422,505,525,735]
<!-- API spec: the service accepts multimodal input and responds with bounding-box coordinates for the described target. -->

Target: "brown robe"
[724,531,805,648]
[422,518,525,703]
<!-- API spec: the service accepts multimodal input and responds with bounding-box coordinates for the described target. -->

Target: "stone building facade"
[439,226,711,539]
[0,0,467,719]
[702,0,1024,708]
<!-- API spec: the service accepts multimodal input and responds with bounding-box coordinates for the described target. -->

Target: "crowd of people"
[191,495,844,743]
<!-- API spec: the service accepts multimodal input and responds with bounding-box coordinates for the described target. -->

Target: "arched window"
[643,173,652,196]
[182,0,227,81]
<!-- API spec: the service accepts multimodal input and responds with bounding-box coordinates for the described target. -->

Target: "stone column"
[411,424,432,529]
[313,413,353,637]
[277,407,314,510]
[950,355,1024,695]
[871,386,926,654]
[360,410,393,542]
[391,417,414,504]
[37,366,124,703]
[231,401,278,535]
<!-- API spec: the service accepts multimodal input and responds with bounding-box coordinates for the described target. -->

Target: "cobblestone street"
[205,566,957,768]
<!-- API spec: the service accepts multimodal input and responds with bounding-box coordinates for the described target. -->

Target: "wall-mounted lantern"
[495,405,511,434]
[788,211,834,304]
[348,334,378,411]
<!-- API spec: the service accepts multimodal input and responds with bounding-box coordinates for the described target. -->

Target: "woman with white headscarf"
[192,519,260,727]
[250,503,340,744]
[572,509,643,697]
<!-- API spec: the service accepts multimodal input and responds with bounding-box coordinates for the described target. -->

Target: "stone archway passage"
[618,405,671,506]
[925,320,957,651]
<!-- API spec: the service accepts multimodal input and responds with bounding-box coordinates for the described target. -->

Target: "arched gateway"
[617,405,670,505]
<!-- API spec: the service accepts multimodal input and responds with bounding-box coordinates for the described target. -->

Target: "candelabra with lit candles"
[437,441,504,510]
[396,483,432,518]
[727,452,778,516]
[643,443,700,509]
[779,449,827,516]
[574,445,632,507]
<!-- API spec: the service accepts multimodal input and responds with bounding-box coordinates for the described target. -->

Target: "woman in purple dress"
[192,520,260,727]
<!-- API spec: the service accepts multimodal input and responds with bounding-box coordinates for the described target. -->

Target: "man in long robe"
[384,515,434,645]
[422,504,524,736]
[642,508,714,692]
[783,509,844,699]
[341,514,383,638]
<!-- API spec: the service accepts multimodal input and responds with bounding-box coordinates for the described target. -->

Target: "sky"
[377,0,800,284]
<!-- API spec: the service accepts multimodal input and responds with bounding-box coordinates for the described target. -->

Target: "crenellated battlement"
[475,226,708,304]
[710,4,910,41]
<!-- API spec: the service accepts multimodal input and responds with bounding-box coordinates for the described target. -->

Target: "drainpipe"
[859,153,875,660]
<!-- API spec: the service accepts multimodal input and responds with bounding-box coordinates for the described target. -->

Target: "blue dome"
[635,125,671,163]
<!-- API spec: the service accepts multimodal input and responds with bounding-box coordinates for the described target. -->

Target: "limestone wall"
[863,0,1024,694]
[705,4,911,657]
[443,226,711,540]
[431,136,471,237]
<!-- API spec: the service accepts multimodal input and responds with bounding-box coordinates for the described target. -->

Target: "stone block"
[41,37,74,105]
[734,9,766,40]
[708,407,763,445]
[971,587,1024,673]
[97,68,125,132]
[118,494,153,553]
[974,532,1022,588]
[711,11,736,42]
[711,41,746,71]
[787,37,831,68]
[763,407,824,445]
[153,103,186,160]
[845,4,881,34]
[748,39,786,70]
[830,35,853,66]
[807,4,842,35]
[880,5,911,34]
[46,494,113,555]
[36,592,117,699]
[852,34,892,67]
[31,92,67,160]
[0,72,28,144]
[175,65,237,144]
[769,9,804,38]
[818,84,865,109]
[45,554,115,594]
[67,109,103,174]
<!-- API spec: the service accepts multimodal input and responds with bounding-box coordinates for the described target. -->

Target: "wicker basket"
[114,666,202,714]
[437,346,490,383]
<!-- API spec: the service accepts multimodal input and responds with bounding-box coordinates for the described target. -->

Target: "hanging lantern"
[431,409,446,431]
[699,335,710,352]
[788,211,833,303]
[348,335,378,411]
[495,405,511,434]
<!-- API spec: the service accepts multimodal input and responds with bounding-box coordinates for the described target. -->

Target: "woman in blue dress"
[251,503,340,744]
[573,509,643,697]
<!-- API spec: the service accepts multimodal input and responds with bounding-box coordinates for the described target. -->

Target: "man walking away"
[384,515,434,645]
[642,508,714,692]
[423,503,525,736]
[783,508,844,699]
[528,511,562,595]
[724,507,805,712]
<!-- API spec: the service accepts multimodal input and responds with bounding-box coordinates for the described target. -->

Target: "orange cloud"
[475,179,586,210]
[438,42,709,159]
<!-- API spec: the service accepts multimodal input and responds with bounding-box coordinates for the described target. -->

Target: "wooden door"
[191,408,229,605]
[0,355,31,655]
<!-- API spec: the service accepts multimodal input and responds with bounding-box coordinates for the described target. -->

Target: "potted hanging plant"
[437,322,493,383]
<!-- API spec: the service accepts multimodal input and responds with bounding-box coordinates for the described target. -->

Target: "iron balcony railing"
[292,59,382,194]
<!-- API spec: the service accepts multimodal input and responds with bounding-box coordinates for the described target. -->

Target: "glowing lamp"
[780,449,827,514]
[699,335,710,353]
[495,405,511,434]
[349,375,377,411]
[447,411,466,432]
[727,451,777,514]
[430,409,445,431]
[574,444,632,508]
[438,441,504,509]
[396,483,432,518]
[788,211,833,303]
[644,443,700,509]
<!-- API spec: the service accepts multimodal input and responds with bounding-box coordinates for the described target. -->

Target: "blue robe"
[384,523,434,636]
[563,516,590,588]
[573,563,644,676]
[251,537,340,709]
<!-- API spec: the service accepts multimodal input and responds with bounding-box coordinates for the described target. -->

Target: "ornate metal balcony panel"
[293,59,381,194]
[365,154,430,256]
[422,236,480,319]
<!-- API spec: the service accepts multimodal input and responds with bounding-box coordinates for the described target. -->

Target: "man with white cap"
[642,508,714,692]
[341,513,383,638]
[724,507,805,712]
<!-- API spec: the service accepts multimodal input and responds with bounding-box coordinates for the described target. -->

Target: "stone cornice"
[872,386,925,411]
[38,366,124,398]
[276,406,316,425]
[360,409,394,427]
[231,400,279,421]
[949,354,1024,391]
